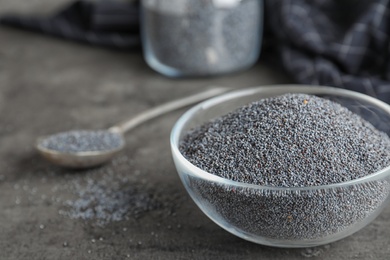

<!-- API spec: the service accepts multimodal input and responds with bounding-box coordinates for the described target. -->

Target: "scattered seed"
[63,180,159,226]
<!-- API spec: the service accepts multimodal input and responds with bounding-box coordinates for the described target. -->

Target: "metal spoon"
[36,87,230,168]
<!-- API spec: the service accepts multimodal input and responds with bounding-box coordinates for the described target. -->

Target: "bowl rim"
[170,85,390,191]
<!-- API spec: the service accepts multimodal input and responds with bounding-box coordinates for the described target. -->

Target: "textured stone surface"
[0,1,389,259]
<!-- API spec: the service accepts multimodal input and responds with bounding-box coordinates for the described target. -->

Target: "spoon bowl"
[36,130,125,168]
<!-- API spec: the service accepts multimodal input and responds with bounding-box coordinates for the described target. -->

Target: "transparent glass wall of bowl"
[141,0,263,77]
[170,86,390,247]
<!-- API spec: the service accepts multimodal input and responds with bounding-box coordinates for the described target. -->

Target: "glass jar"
[141,0,263,77]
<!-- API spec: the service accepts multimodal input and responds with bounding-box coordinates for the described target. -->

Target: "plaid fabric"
[0,0,140,49]
[265,0,390,103]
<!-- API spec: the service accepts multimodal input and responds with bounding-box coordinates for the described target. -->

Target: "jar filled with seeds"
[141,0,263,77]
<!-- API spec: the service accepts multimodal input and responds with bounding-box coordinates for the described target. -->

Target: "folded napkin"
[265,0,390,103]
[0,0,140,49]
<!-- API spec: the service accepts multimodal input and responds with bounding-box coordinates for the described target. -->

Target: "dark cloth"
[1,0,390,103]
[0,0,140,49]
[265,0,390,103]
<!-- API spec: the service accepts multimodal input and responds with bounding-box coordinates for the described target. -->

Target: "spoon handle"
[109,87,230,134]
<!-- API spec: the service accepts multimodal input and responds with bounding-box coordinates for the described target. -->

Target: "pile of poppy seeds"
[63,177,159,226]
[40,130,124,153]
[179,93,390,240]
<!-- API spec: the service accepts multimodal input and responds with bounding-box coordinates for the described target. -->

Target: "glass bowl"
[170,85,390,248]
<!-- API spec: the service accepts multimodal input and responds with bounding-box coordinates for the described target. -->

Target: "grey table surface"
[1,1,390,259]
